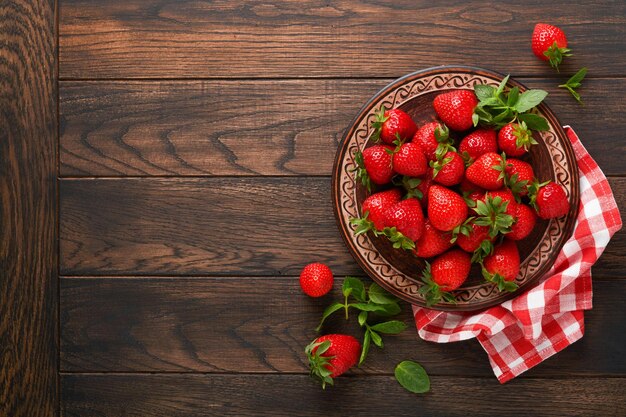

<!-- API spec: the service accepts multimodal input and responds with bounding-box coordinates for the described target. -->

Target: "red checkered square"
[413,127,622,383]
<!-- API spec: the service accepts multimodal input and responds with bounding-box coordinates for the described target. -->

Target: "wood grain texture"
[59,78,626,177]
[61,374,626,417]
[60,177,625,277]
[60,277,626,376]
[58,0,626,79]
[0,0,57,415]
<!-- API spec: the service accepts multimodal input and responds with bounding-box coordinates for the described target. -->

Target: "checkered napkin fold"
[412,127,622,383]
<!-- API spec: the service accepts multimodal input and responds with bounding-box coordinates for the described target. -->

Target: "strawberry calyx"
[383,227,415,250]
[472,196,514,238]
[349,211,383,237]
[544,40,572,72]
[394,175,423,200]
[370,106,390,143]
[352,150,372,193]
[450,217,475,243]
[418,262,457,307]
[527,179,551,210]
[505,169,529,203]
[305,340,336,389]
[481,265,518,292]
[429,156,453,179]
[471,239,495,264]
[512,121,538,152]
[433,125,456,161]
[492,152,508,184]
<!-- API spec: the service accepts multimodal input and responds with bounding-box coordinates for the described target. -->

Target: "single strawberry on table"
[465,152,506,190]
[433,89,478,132]
[532,23,571,70]
[498,122,538,157]
[412,122,452,161]
[393,141,428,177]
[354,145,395,191]
[431,150,465,186]
[419,249,471,306]
[371,107,417,144]
[305,334,361,388]
[383,198,425,242]
[300,263,334,297]
[351,188,402,234]
[482,239,520,292]
[414,219,454,258]
[427,185,468,232]
[459,128,497,162]
[529,180,570,219]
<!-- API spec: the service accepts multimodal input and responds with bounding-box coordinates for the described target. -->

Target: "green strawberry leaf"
[342,276,366,302]
[368,282,398,305]
[315,302,344,332]
[370,320,407,334]
[514,89,548,113]
[395,361,430,394]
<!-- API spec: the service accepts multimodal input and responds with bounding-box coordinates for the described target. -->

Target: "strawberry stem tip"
[370,106,389,143]
[544,41,572,72]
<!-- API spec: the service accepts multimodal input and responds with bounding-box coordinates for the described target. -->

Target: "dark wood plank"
[61,374,626,417]
[60,177,625,277]
[59,78,626,177]
[58,0,626,79]
[0,0,58,415]
[60,277,626,377]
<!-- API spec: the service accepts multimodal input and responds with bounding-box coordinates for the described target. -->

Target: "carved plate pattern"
[332,66,579,311]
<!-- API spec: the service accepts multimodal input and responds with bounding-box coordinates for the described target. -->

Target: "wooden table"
[2,1,625,415]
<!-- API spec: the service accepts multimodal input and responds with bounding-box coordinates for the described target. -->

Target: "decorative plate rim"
[332,65,580,312]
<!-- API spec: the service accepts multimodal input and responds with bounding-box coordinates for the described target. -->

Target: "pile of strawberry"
[350,76,570,306]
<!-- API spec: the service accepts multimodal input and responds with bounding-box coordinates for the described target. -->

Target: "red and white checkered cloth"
[412,127,622,383]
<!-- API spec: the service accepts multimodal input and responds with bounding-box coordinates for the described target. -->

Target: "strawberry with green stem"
[371,107,418,144]
[528,180,570,219]
[305,334,361,389]
[353,145,395,192]
[419,250,471,307]
[504,158,535,200]
[465,152,507,190]
[481,239,520,292]
[350,188,402,235]
[430,150,465,186]
[531,23,571,72]
[413,123,454,161]
[498,122,538,157]
[472,194,515,238]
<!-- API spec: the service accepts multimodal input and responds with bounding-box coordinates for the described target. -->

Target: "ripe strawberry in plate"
[459,128,497,162]
[532,23,571,70]
[431,151,465,186]
[498,122,538,157]
[371,107,417,144]
[300,263,334,297]
[393,141,428,177]
[482,240,520,292]
[508,203,537,241]
[414,219,454,258]
[455,223,494,254]
[433,90,478,131]
[413,122,452,161]
[383,198,425,242]
[529,180,570,219]
[419,249,471,306]
[428,185,468,232]
[352,188,402,233]
[505,158,535,197]
[354,145,395,191]
[465,152,506,190]
[473,190,515,237]
[305,334,361,388]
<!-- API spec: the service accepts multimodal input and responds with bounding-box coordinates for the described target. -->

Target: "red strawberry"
[465,152,506,190]
[459,129,497,162]
[482,240,520,292]
[456,223,494,253]
[414,219,454,258]
[505,158,535,197]
[357,188,402,232]
[393,141,427,177]
[354,145,395,190]
[433,90,478,131]
[530,180,570,219]
[305,334,361,388]
[532,23,571,70]
[412,122,452,161]
[508,203,537,241]
[485,189,517,215]
[427,185,468,232]
[299,263,334,297]
[383,198,425,242]
[419,249,471,306]
[431,151,465,186]
[372,107,417,144]
[498,122,538,157]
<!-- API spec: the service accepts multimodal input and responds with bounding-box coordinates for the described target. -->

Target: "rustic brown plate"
[332,66,580,311]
